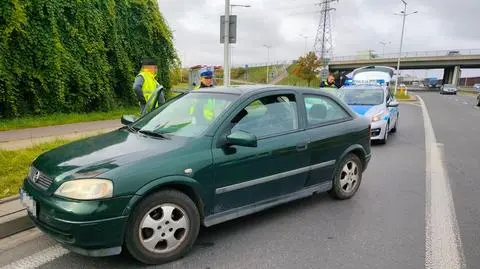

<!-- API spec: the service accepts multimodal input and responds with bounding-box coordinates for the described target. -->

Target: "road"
[0,92,478,269]
[417,92,480,268]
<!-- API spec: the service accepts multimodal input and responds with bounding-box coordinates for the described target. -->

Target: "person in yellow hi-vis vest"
[189,68,216,122]
[133,59,160,114]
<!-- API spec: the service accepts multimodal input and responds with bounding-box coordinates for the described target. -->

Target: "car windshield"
[132,92,238,138]
[340,88,384,106]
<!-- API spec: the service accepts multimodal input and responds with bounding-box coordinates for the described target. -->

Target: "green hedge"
[0,0,178,118]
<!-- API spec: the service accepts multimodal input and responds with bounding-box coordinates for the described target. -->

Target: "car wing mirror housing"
[121,115,137,125]
[388,100,399,107]
[226,131,257,147]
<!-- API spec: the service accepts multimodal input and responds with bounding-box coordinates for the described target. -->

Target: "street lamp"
[393,0,418,94]
[379,41,391,57]
[229,4,250,72]
[299,34,309,55]
[230,4,251,12]
[263,44,272,83]
[223,0,231,86]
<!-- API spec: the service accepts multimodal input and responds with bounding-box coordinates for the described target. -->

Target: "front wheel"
[330,154,363,200]
[125,190,200,265]
[379,123,389,144]
[391,115,398,133]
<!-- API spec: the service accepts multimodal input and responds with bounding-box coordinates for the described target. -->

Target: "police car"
[339,84,399,144]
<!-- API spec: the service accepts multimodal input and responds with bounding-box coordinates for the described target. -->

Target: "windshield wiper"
[125,125,138,133]
[138,130,169,139]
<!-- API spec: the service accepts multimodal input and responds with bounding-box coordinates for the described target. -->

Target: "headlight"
[54,179,113,200]
[371,112,384,122]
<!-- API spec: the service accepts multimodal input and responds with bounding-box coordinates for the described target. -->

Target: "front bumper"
[369,120,387,140]
[21,179,132,257]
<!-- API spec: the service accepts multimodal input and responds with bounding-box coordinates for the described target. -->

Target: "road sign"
[220,15,237,44]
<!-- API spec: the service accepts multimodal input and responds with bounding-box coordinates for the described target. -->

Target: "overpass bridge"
[328,49,480,85]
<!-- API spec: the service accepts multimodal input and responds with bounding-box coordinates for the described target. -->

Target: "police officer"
[133,59,160,114]
[195,69,214,89]
[320,73,338,88]
[190,68,216,121]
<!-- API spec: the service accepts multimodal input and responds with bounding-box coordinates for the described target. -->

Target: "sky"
[158,0,480,77]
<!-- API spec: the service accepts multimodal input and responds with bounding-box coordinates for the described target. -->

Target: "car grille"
[28,166,53,190]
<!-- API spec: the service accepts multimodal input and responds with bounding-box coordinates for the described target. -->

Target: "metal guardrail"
[230,49,480,68]
[331,49,480,62]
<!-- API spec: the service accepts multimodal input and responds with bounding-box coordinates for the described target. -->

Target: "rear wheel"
[125,190,200,265]
[330,154,363,200]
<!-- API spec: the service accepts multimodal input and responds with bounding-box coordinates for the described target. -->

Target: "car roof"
[190,84,337,97]
[340,85,386,91]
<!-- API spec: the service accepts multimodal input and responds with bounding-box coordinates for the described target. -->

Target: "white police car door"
[385,90,398,130]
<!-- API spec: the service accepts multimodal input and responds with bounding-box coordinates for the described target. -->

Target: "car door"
[211,91,310,213]
[385,90,398,130]
[302,93,355,187]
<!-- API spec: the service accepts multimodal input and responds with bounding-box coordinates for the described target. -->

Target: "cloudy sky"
[158,0,480,76]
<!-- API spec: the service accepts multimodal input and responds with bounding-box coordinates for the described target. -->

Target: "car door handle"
[296,142,308,151]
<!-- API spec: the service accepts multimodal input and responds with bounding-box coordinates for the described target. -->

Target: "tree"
[292,52,321,86]
[0,0,178,118]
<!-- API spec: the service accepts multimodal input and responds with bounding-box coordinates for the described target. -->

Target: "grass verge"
[0,139,76,199]
[0,107,139,131]
[275,64,321,88]
[395,92,412,100]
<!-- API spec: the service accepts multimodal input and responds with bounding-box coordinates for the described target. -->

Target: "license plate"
[20,189,37,218]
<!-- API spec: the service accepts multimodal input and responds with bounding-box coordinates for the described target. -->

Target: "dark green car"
[20,85,372,265]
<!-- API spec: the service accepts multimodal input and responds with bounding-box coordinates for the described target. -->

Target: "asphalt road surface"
[417,91,480,269]
[0,93,478,269]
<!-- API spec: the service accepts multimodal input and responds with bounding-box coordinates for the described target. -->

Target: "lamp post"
[229,4,250,72]
[223,0,230,86]
[299,34,309,55]
[379,41,391,57]
[263,44,272,83]
[393,0,418,95]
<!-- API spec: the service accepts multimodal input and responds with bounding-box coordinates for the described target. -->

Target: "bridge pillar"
[451,66,461,86]
[443,67,454,84]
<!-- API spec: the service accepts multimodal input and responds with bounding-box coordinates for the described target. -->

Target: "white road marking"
[0,244,68,269]
[417,95,466,269]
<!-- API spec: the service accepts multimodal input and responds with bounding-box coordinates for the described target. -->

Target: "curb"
[0,197,35,239]
[0,194,19,204]
[0,210,34,239]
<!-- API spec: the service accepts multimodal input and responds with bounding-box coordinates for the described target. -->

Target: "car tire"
[391,115,398,133]
[125,189,200,265]
[379,123,389,144]
[330,153,363,200]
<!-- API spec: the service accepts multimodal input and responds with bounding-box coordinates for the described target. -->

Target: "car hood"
[32,128,187,182]
[348,104,385,118]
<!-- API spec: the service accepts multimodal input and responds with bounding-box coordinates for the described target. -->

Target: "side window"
[304,95,350,126]
[230,94,298,138]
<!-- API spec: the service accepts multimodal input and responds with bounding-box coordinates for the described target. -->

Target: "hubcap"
[139,203,189,253]
[339,161,359,193]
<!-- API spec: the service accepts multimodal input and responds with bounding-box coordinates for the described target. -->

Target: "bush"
[0,0,178,118]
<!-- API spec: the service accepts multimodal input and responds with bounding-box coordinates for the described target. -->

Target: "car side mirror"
[121,115,137,125]
[226,131,257,147]
[387,100,399,107]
